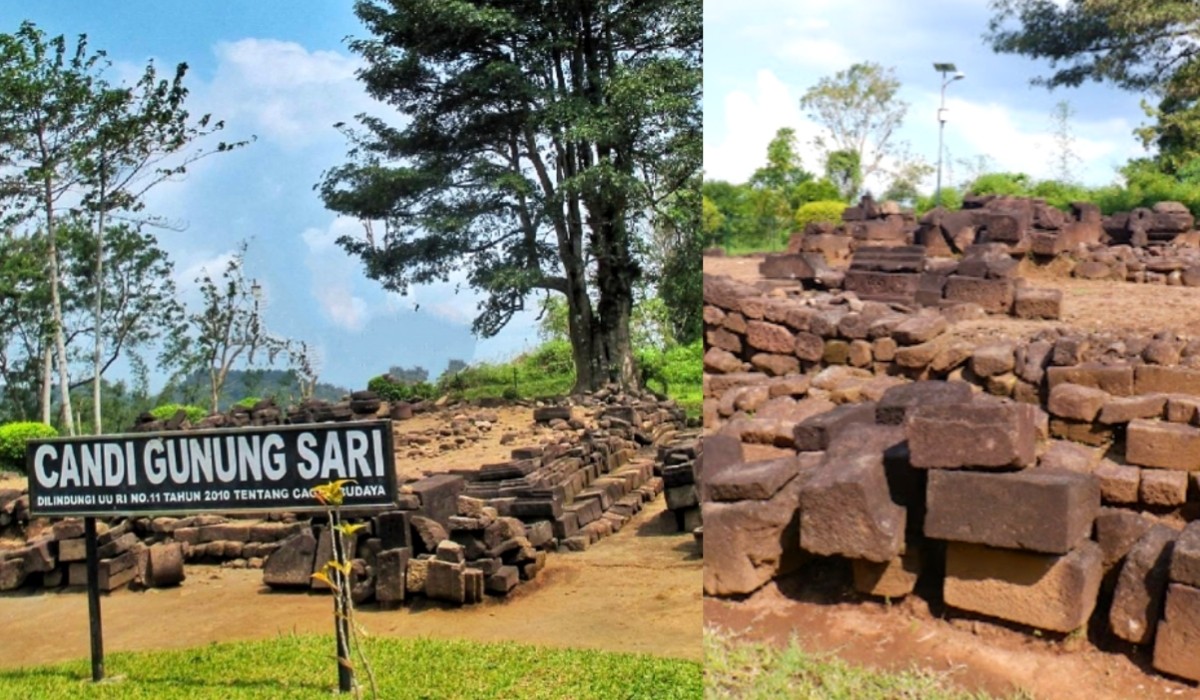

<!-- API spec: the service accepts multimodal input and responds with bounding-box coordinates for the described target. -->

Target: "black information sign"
[26,421,397,517]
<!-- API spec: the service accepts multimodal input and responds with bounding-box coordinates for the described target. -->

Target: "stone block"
[409,474,466,523]
[944,540,1103,633]
[147,542,185,587]
[406,557,429,594]
[793,402,876,451]
[1047,383,1109,421]
[1098,394,1167,424]
[798,451,906,563]
[890,312,947,345]
[1140,469,1189,507]
[842,270,920,302]
[925,469,1099,554]
[1094,460,1139,505]
[1110,525,1177,644]
[1152,583,1200,681]
[1126,419,1200,470]
[759,254,817,280]
[1169,521,1200,588]
[875,380,972,425]
[262,530,317,588]
[746,321,795,355]
[852,548,921,599]
[906,401,1038,469]
[1048,418,1113,447]
[1013,287,1062,320]
[1036,440,1096,473]
[971,344,1016,378]
[707,456,802,502]
[1135,365,1200,397]
[376,547,410,605]
[702,478,805,597]
[1095,508,1158,570]
[425,559,465,604]
[486,565,520,595]
[1045,365,1134,396]
[943,276,1014,314]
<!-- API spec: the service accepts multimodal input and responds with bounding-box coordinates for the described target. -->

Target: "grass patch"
[0,634,701,699]
[704,630,1028,700]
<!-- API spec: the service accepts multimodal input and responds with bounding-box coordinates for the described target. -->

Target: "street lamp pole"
[934,62,964,209]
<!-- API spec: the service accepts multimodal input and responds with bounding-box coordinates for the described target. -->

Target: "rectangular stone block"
[1153,583,1200,682]
[58,538,86,563]
[703,478,805,596]
[1110,525,1177,644]
[1169,521,1200,588]
[759,254,816,280]
[943,276,1014,314]
[425,559,466,604]
[1126,419,1200,470]
[376,547,410,605]
[798,451,906,563]
[925,469,1099,554]
[906,401,1038,469]
[707,456,800,502]
[793,402,876,452]
[1048,418,1113,447]
[1098,394,1166,424]
[842,270,919,302]
[1095,460,1139,505]
[852,548,921,599]
[1135,365,1200,397]
[875,380,971,425]
[1045,365,1134,396]
[1013,287,1062,320]
[944,540,1103,633]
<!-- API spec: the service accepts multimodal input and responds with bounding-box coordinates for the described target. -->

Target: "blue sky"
[0,2,542,391]
[705,0,1152,192]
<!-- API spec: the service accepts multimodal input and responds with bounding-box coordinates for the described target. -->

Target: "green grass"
[704,631,1028,700]
[0,635,701,699]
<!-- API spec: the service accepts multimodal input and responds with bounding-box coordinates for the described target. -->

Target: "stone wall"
[702,269,1200,682]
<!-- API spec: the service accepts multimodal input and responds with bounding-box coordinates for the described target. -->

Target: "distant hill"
[159,369,351,411]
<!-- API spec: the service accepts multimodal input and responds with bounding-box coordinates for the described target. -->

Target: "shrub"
[235,396,260,409]
[0,422,58,472]
[149,403,207,423]
[792,200,847,237]
[367,374,411,402]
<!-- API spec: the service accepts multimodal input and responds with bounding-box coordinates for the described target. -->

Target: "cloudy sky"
[704,0,1152,192]
[0,2,542,390]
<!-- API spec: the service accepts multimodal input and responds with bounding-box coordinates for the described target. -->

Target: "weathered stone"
[1013,287,1062,320]
[793,402,876,451]
[1045,364,1134,396]
[1140,468,1189,507]
[147,542,185,587]
[875,380,971,425]
[906,401,1038,469]
[1110,525,1177,644]
[798,451,906,563]
[376,548,410,605]
[1135,365,1200,396]
[1165,395,1200,423]
[425,559,466,604]
[894,336,948,369]
[1169,521,1200,588]
[925,469,1099,554]
[1015,341,1053,384]
[1036,440,1096,473]
[702,478,806,596]
[1094,460,1140,505]
[891,312,947,345]
[262,530,317,588]
[971,343,1016,378]
[703,347,744,374]
[1126,419,1200,470]
[793,332,825,361]
[822,339,850,365]
[944,540,1103,633]
[746,321,795,355]
[1047,383,1109,421]
[750,353,800,376]
[1153,583,1200,682]
[707,456,803,502]
[1098,394,1167,424]
[410,516,449,554]
[706,327,741,353]
[943,276,1014,314]
[852,548,921,599]
[1048,418,1113,447]
[1095,508,1158,570]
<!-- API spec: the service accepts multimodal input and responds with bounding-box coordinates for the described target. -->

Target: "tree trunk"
[39,344,51,425]
[92,192,107,435]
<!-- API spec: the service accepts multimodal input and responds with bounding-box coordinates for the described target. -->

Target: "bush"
[235,396,260,409]
[0,422,58,472]
[792,200,847,238]
[367,374,411,402]
[149,403,207,423]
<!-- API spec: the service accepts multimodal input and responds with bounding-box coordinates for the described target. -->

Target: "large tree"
[987,0,1200,170]
[799,62,909,193]
[319,0,701,393]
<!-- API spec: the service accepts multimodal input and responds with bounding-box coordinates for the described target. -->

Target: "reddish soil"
[702,253,1200,699]
[0,405,702,668]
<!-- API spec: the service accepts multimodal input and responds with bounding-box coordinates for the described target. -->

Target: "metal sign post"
[84,517,104,681]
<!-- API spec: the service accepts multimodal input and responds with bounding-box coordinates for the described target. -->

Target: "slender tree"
[320,0,700,392]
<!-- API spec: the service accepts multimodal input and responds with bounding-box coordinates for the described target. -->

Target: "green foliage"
[0,421,57,471]
[824,149,863,202]
[793,200,848,236]
[915,186,963,214]
[234,396,260,409]
[0,635,702,699]
[635,340,702,417]
[800,62,909,187]
[149,404,207,424]
[1090,159,1200,217]
[969,172,1033,197]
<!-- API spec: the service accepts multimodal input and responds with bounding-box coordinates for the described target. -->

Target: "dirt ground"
[702,253,1200,699]
[0,405,702,668]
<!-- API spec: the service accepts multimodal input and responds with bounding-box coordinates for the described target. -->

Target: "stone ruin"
[701,268,1200,683]
[0,389,696,610]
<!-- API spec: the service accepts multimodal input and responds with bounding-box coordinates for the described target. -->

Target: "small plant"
[311,479,377,698]
[234,396,261,409]
[0,422,58,472]
[149,403,207,423]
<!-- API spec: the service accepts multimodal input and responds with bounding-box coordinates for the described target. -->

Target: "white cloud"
[301,218,371,331]
[204,38,383,151]
[704,69,824,182]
